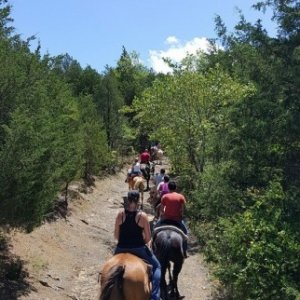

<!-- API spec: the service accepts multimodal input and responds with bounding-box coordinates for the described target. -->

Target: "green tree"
[0,77,84,228]
[0,0,13,38]
[78,94,109,178]
[130,66,253,176]
[95,67,124,149]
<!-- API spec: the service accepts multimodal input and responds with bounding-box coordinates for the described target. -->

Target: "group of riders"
[112,145,188,300]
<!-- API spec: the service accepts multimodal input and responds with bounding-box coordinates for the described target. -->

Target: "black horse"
[152,226,186,300]
[140,163,151,191]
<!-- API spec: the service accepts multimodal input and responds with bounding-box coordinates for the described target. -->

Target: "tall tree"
[78,94,109,178]
[130,65,253,175]
[0,77,84,228]
[115,47,155,106]
[93,67,123,149]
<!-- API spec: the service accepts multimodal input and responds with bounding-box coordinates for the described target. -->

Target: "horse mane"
[100,265,125,300]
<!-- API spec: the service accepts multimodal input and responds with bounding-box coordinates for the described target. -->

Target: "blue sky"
[9,0,277,73]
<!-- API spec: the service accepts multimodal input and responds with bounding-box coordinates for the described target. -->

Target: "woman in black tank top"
[117,209,145,248]
[113,190,161,300]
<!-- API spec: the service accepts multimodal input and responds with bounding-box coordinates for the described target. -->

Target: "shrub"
[205,180,300,299]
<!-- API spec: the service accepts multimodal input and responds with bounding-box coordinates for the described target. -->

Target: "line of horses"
[99,154,186,300]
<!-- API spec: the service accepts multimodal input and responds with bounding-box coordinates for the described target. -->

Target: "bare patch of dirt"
[1,164,217,300]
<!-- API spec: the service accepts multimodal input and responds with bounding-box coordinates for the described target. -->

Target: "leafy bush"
[188,162,244,223]
[205,181,300,299]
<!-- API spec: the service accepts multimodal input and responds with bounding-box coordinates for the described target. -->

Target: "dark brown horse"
[99,253,152,300]
[152,226,186,300]
[140,163,151,191]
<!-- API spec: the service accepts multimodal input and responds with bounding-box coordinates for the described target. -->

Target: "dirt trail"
[4,165,215,300]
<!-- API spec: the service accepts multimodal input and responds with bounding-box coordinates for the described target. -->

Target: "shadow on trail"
[0,232,35,299]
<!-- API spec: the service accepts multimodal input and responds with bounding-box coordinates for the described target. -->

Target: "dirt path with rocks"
[4,164,216,300]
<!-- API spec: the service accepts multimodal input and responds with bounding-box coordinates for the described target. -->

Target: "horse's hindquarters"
[123,271,151,300]
[100,253,151,300]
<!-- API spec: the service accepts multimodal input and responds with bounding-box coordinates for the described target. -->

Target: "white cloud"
[149,36,212,74]
[165,36,179,45]
[148,50,174,74]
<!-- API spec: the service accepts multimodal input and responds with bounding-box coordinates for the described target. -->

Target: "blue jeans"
[155,219,188,252]
[114,246,161,300]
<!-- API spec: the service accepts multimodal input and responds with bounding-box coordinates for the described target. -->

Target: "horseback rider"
[125,158,141,188]
[152,175,170,220]
[131,157,142,176]
[157,175,170,198]
[154,168,166,187]
[114,190,161,300]
[140,148,151,167]
[155,181,188,258]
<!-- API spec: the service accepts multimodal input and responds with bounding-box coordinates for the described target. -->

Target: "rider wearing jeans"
[155,181,188,258]
[114,190,161,300]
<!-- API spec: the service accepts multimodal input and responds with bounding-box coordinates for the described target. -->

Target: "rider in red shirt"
[140,149,150,165]
[155,181,188,258]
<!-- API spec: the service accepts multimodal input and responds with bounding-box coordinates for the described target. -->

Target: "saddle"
[153,224,188,241]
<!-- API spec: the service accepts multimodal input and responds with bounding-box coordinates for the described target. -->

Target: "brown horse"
[126,175,145,209]
[127,177,134,190]
[140,163,151,191]
[99,253,152,300]
[132,176,145,209]
[147,187,161,219]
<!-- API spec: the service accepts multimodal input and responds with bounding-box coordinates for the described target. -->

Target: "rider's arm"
[114,210,123,241]
[159,195,166,216]
[140,212,151,246]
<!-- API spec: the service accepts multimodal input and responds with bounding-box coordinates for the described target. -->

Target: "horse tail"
[153,231,171,261]
[141,168,147,179]
[100,265,125,300]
